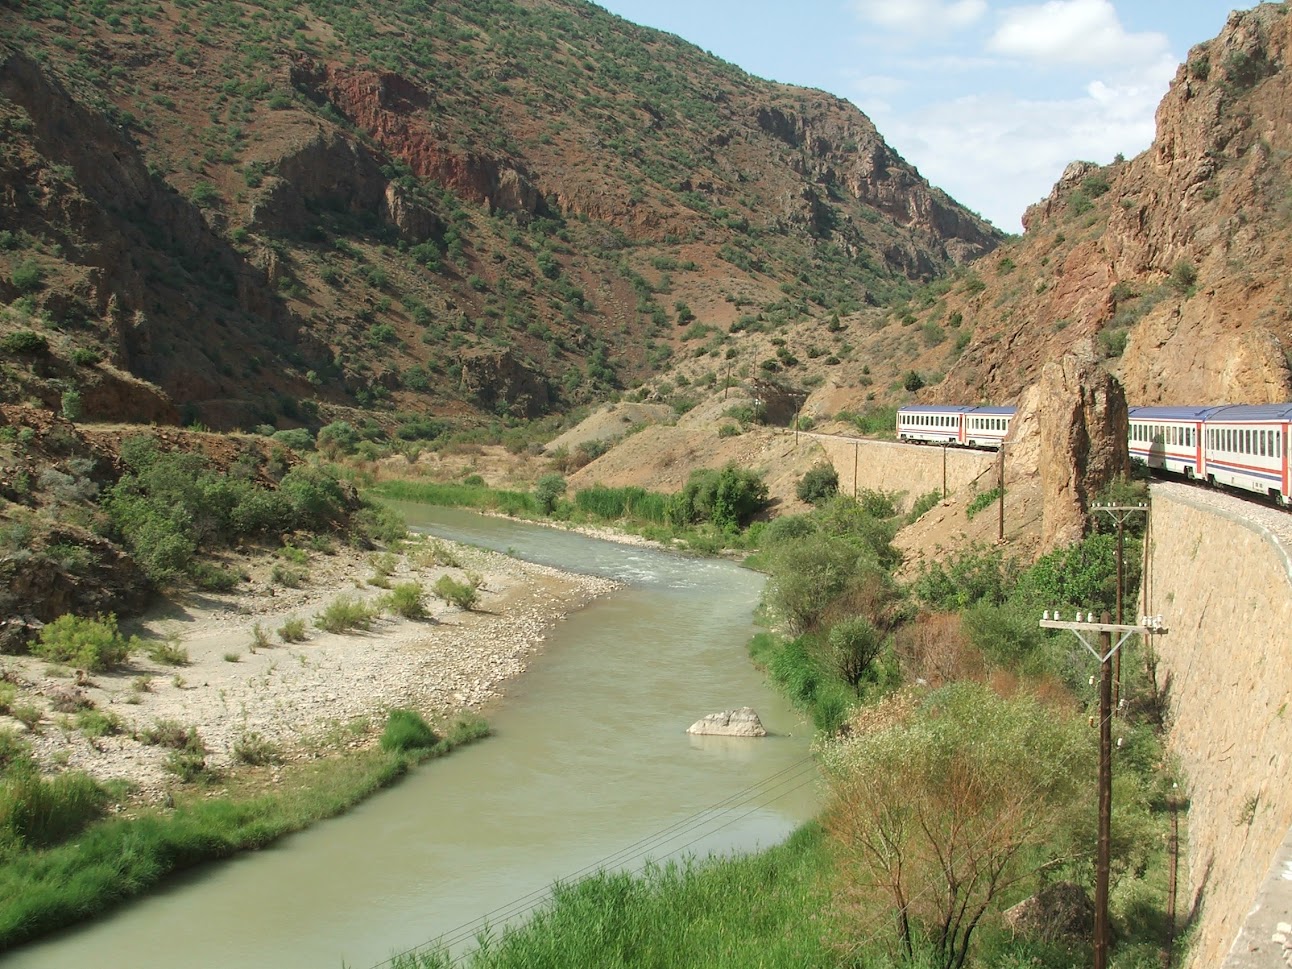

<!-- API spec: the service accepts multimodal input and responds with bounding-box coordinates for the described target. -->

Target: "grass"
[433,575,479,611]
[383,582,429,620]
[277,616,308,643]
[314,595,379,633]
[0,713,490,950]
[395,823,836,969]
[372,480,537,517]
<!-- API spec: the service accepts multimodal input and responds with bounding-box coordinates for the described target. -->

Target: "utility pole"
[1092,502,1149,708]
[941,442,948,501]
[853,439,859,500]
[1040,610,1167,969]
[997,442,1005,542]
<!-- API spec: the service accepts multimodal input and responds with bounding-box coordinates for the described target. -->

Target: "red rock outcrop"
[1037,350,1131,551]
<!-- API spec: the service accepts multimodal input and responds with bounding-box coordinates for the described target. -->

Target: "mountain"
[0,0,1000,431]
[895,2,1292,409]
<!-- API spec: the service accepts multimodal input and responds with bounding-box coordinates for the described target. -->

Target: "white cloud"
[851,0,988,33]
[987,0,1170,67]
[857,75,1168,230]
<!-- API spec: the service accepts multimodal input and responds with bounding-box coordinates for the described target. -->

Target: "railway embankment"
[809,435,999,511]
[1146,483,1292,968]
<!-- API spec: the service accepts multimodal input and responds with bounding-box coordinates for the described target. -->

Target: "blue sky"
[594,0,1248,232]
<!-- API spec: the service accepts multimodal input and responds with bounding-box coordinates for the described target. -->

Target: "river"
[11,506,818,969]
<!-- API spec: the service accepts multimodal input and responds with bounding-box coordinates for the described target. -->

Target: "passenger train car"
[1128,404,1292,506]
[896,405,1015,451]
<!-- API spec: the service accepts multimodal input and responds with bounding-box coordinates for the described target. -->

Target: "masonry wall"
[1146,489,1292,968]
[811,437,999,511]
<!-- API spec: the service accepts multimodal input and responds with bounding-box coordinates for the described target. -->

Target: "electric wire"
[366,755,822,969]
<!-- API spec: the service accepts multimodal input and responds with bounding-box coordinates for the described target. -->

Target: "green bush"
[33,614,137,671]
[668,464,768,530]
[314,596,378,633]
[383,582,428,620]
[965,487,1002,521]
[10,261,43,294]
[906,489,941,523]
[533,473,567,515]
[277,616,308,643]
[379,709,438,753]
[433,575,479,611]
[0,330,48,355]
[795,463,838,505]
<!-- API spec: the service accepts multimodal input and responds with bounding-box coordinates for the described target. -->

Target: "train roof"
[1129,404,1292,422]
[897,404,1016,416]
[1128,406,1225,421]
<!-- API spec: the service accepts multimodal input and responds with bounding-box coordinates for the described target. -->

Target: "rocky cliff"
[893,3,1292,412]
[0,0,1000,431]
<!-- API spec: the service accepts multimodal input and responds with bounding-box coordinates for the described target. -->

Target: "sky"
[594,0,1250,232]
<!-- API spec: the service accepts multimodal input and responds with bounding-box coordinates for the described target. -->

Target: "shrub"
[796,463,839,505]
[59,390,82,422]
[143,637,189,666]
[433,575,479,611]
[906,489,942,523]
[0,330,48,355]
[379,708,438,753]
[33,614,137,671]
[717,424,740,438]
[1170,260,1197,293]
[76,709,123,738]
[534,473,567,515]
[965,487,1002,521]
[70,347,101,366]
[277,616,308,643]
[383,581,428,620]
[233,731,282,765]
[902,370,925,392]
[314,596,378,633]
[10,260,43,293]
[668,465,769,531]
[271,563,307,588]
[137,719,199,750]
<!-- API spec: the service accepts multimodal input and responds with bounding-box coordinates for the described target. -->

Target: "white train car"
[1199,404,1292,505]
[1129,404,1292,506]
[1126,406,1214,479]
[896,405,1015,450]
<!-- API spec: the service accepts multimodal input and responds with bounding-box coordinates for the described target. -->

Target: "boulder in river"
[686,707,767,737]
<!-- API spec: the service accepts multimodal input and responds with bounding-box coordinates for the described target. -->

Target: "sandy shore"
[9,534,620,799]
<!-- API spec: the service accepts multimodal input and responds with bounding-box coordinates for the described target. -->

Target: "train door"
[1192,421,1203,478]
[957,414,967,445]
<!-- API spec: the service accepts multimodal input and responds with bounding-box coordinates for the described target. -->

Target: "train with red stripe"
[1128,405,1292,507]
[896,405,1015,451]
[897,402,1292,507]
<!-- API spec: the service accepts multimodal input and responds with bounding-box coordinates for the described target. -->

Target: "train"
[1127,404,1292,507]
[895,403,1292,507]
[896,404,1016,451]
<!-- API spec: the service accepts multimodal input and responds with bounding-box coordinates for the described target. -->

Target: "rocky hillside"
[0,0,999,431]
[889,3,1292,410]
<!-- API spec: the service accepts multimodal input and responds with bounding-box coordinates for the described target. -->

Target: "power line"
[367,756,822,969]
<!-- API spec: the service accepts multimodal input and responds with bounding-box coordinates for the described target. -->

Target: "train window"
[1247,429,1254,454]
[1261,432,1268,457]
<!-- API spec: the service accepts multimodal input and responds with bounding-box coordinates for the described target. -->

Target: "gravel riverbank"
[9,534,620,798]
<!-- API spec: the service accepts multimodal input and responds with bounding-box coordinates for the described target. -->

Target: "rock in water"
[686,707,767,737]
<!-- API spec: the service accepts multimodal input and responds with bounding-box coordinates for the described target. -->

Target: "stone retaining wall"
[810,436,1000,511]
[1147,488,1292,968]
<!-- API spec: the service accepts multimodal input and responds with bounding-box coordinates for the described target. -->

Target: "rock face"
[686,707,767,737]
[929,4,1292,411]
[458,349,551,419]
[1037,349,1131,551]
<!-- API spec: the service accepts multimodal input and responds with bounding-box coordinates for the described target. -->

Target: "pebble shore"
[14,536,620,798]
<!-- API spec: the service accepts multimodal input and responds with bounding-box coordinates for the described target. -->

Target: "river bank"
[9,532,620,800]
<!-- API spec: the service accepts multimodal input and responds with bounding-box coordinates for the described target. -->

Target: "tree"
[796,462,839,505]
[823,684,1090,969]
[825,616,884,690]
[534,473,567,515]
[902,370,925,392]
